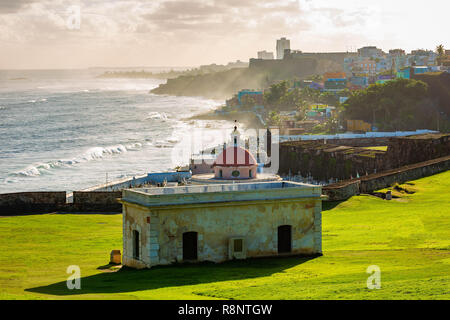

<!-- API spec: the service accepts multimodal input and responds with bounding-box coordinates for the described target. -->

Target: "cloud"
[0,0,448,68]
[0,0,36,13]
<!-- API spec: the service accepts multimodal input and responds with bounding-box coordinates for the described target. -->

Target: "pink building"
[213,146,258,180]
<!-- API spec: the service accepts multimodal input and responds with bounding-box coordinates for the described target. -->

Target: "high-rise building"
[257,50,274,60]
[276,37,290,60]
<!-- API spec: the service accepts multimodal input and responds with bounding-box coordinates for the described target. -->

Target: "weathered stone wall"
[359,156,450,193]
[0,192,66,215]
[121,183,323,268]
[122,204,151,269]
[279,134,450,182]
[0,191,122,215]
[323,181,361,201]
[279,141,386,181]
[323,155,450,200]
[386,134,450,169]
[72,191,122,212]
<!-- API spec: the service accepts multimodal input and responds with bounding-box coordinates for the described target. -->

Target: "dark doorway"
[133,230,140,259]
[183,232,198,260]
[278,225,292,253]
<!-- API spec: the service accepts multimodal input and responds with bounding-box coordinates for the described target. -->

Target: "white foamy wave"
[125,142,143,151]
[166,137,180,144]
[154,139,172,148]
[0,106,6,110]
[147,111,168,121]
[11,144,130,177]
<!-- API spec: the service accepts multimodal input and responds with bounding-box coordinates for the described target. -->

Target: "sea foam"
[11,144,133,177]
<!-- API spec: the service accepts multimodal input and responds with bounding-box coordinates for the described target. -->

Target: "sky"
[0,0,449,69]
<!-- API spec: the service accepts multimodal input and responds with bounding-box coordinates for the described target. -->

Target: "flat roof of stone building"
[120,181,323,208]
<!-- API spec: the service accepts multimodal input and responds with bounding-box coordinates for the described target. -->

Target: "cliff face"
[151,68,267,100]
[150,57,341,99]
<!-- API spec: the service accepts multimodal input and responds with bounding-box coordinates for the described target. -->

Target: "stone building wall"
[121,182,323,268]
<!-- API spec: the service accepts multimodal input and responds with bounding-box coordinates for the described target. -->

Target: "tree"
[267,111,281,126]
[436,44,445,66]
[240,95,257,110]
[263,81,290,109]
[343,78,430,131]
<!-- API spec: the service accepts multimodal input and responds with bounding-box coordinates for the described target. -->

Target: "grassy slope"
[0,171,449,300]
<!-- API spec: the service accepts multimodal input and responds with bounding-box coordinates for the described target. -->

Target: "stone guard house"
[119,181,325,268]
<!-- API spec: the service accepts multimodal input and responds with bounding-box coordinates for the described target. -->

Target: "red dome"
[214,146,257,167]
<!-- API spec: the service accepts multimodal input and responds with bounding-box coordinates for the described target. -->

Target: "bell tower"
[230,120,241,146]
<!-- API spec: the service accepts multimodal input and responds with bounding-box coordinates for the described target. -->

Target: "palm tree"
[436,44,445,66]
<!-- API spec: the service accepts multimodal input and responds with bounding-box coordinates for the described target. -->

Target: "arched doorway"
[183,232,198,260]
[278,225,292,253]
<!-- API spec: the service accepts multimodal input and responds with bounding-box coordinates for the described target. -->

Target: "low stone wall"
[359,156,450,193]
[323,181,360,201]
[72,191,122,212]
[0,192,67,215]
[323,155,450,201]
[0,191,122,215]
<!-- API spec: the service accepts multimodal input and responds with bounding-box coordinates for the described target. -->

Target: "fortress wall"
[0,191,123,215]
[323,155,450,201]
[359,156,450,193]
[279,134,450,182]
[72,191,122,212]
[0,192,66,215]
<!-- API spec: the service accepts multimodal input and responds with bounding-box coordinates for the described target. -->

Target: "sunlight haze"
[0,0,449,69]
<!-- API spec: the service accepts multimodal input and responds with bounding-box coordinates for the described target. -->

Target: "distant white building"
[257,50,274,60]
[276,37,290,60]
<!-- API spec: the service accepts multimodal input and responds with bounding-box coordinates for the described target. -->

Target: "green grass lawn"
[0,171,449,300]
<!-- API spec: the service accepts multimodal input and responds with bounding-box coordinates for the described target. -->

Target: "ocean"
[0,69,230,193]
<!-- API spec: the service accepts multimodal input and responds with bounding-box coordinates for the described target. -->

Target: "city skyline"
[0,0,449,69]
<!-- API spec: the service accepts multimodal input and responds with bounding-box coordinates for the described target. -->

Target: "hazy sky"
[0,0,449,69]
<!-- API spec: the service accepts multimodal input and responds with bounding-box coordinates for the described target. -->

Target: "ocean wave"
[11,144,133,177]
[125,142,143,151]
[147,111,168,121]
[154,139,173,148]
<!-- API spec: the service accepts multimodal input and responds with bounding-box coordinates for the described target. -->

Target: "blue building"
[349,76,369,87]
[237,90,263,107]
[397,66,429,79]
